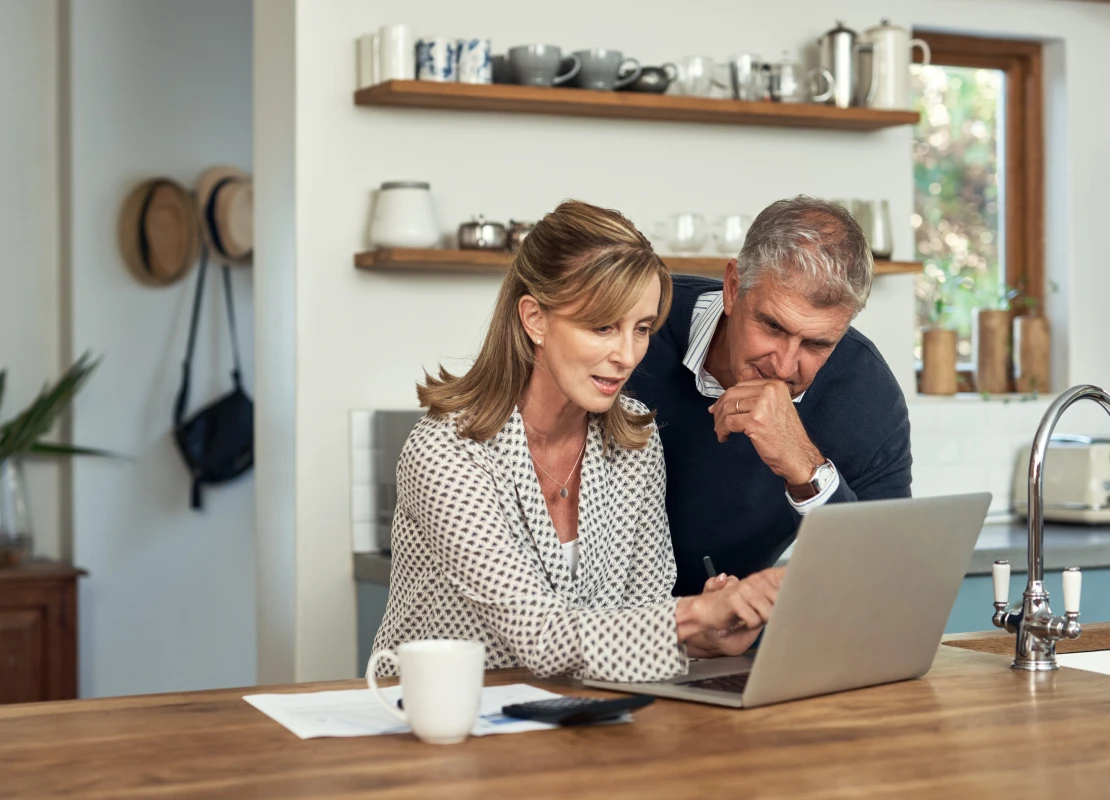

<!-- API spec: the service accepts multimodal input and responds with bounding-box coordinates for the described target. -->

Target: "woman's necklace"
[526,425,588,499]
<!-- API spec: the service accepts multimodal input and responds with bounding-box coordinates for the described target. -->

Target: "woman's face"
[529,275,662,414]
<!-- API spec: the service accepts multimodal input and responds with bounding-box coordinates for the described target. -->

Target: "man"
[628,196,912,597]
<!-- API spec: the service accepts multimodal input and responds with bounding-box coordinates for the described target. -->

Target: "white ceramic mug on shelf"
[378,23,415,81]
[366,639,485,745]
[356,33,380,88]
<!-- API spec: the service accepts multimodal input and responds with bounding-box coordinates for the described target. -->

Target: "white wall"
[258,0,1110,680]
[0,0,63,559]
[67,0,256,698]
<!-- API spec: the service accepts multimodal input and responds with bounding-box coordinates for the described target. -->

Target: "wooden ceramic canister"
[1013,315,1050,394]
[921,327,958,395]
[973,309,1011,394]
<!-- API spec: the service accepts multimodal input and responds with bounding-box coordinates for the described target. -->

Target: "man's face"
[722,263,854,397]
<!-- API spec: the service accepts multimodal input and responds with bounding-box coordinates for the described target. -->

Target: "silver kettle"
[817,20,877,109]
[458,215,508,250]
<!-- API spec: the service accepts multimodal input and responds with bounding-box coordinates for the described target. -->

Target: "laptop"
[584,493,991,708]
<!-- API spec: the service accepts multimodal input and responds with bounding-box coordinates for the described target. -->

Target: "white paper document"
[244,683,571,740]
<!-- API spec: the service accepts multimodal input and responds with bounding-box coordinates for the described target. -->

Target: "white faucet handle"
[1063,567,1082,614]
[992,560,1010,604]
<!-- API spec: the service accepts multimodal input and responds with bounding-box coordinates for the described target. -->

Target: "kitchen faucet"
[991,384,1110,670]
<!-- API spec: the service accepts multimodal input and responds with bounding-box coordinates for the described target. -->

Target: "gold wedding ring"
[735,399,740,414]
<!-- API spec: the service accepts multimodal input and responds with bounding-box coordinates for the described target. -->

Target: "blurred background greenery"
[911,64,1004,362]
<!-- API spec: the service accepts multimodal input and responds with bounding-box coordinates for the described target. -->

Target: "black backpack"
[173,246,254,509]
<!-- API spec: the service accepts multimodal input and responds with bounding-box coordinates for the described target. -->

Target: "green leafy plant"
[0,352,115,462]
[925,273,969,328]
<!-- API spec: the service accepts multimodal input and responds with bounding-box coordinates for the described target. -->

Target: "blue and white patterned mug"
[456,38,492,84]
[416,37,458,82]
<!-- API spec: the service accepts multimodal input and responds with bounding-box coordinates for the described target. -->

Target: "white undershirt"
[561,538,580,579]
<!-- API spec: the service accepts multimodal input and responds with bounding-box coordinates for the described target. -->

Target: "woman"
[372,200,782,682]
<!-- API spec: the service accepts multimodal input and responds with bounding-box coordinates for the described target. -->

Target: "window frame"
[910,33,1044,393]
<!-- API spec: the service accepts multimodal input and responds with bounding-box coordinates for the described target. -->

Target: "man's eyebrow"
[756,311,838,348]
[755,311,787,330]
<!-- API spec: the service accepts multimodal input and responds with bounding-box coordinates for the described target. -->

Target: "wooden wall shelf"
[354,80,920,132]
[354,248,922,277]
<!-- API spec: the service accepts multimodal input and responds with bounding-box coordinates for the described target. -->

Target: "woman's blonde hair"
[418,199,672,451]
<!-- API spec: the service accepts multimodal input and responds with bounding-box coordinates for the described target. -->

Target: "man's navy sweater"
[627,275,912,597]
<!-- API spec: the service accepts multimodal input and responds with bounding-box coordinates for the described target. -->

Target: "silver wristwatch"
[787,459,836,502]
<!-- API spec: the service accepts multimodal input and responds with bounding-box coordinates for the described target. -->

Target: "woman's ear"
[518,295,548,345]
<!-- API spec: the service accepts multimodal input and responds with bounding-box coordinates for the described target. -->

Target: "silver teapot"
[817,20,878,109]
[458,215,508,250]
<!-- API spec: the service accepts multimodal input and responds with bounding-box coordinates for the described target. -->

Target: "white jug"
[859,19,930,110]
[368,181,440,249]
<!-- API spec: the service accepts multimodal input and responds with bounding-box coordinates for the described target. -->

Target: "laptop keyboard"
[676,672,751,694]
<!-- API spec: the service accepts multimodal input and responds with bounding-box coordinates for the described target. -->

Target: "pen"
[703,555,717,579]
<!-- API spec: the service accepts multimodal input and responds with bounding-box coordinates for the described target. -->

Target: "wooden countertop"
[4,628,1110,798]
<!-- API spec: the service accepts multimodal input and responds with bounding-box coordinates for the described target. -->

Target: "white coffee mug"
[356,33,380,89]
[378,23,415,81]
[367,639,485,745]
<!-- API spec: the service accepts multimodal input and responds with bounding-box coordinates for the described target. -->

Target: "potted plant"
[0,353,112,567]
[1012,286,1052,397]
[971,282,1020,395]
[920,277,959,395]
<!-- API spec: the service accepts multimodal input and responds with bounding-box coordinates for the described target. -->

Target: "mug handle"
[808,67,835,103]
[613,58,642,89]
[553,54,581,85]
[662,62,678,82]
[366,650,408,725]
[909,38,931,67]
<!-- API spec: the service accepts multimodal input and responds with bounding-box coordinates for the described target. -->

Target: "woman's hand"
[685,625,763,658]
[675,568,785,650]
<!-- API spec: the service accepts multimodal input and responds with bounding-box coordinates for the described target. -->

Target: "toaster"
[1012,436,1110,524]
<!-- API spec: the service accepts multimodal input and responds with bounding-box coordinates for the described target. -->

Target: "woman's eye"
[636,326,651,336]
[596,325,614,334]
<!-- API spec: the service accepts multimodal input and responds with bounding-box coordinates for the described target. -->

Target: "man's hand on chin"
[708,379,824,484]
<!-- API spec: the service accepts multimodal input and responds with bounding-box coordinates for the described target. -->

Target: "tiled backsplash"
[350,410,373,552]
[350,409,425,552]
[908,397,1054,517]
[350,397,1110,552]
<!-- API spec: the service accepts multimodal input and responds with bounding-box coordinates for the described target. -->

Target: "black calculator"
[501,694,655,725]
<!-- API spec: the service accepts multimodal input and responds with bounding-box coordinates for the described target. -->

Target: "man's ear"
[722,259,739,315]
[518,295,547,343]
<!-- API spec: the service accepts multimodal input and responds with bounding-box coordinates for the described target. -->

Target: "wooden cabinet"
[0,562,85,704]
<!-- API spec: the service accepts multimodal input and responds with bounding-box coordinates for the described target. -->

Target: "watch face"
[814,461,836,491]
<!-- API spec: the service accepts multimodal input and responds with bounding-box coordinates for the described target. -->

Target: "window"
[910,34,1044,379]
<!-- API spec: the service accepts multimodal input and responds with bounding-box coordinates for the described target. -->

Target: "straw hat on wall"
[195,166,253,266]
[118,178,201,287]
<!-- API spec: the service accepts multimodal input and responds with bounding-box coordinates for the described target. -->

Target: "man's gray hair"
[735,195,874,316]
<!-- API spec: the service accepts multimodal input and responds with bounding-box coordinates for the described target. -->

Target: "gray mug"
[508,44,581,87]
[573,49,641,91]
[491,54,513,84]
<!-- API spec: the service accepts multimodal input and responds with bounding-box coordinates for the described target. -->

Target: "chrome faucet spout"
[1027,386,1110,582]
[992,385,1110,670]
